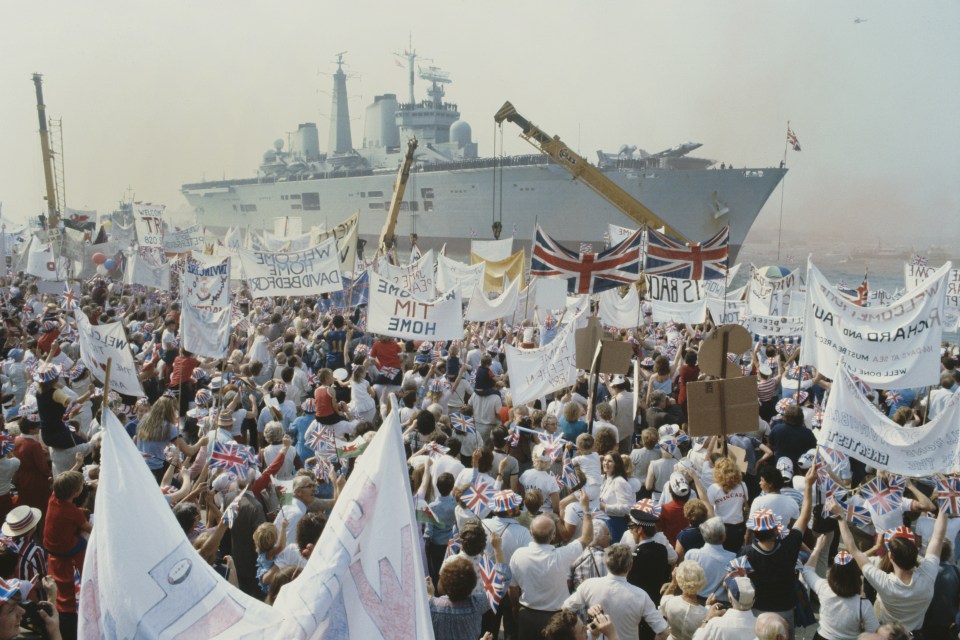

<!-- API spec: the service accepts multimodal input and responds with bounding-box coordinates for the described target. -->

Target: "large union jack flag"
[477,554,507,612]
[644,226,729,280]
[460,479,495,517]
[531,225,643,294]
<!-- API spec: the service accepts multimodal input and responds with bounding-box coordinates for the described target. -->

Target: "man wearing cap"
[509,492,594,640]
[2,505,47,601]
[692,576,758,640]
[608,375,636,455]
[625,506,671,611]
[564,543,669,640]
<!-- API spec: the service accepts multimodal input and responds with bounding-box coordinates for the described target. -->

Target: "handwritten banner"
[239,238,343,298]
[748,264,802,316]
[745,314,804,337]
[77,312,144,397]
[378,249,435,300]
[367,271,462,341]
[646,275,706,324]
[162,224,204,254]
[905,263,960,331]
[436,254,485,301]
[801,259,951,388]
[504,323,577,405]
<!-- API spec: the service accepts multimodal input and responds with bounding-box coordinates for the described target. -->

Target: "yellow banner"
[471,249,525,293]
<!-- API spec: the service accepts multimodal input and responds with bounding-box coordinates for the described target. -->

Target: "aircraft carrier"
[181,50,785,261]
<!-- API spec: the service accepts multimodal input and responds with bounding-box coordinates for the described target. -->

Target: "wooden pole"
[98,357,112,425]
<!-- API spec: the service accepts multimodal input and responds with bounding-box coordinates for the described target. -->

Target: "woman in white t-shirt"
[690,457,748,553]
[519,447,561,515]
[801,535,879,639]
[347,362,377,423]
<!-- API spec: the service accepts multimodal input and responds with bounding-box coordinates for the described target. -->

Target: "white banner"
[378,249,435,300]
[704,285,747,325]
[702,263,742,299]
[314,212,359,273]
[272,216,302,238]
[748,265,802,316]
[262,229,313,252]
[436,254,485,301]
[25,237,68,281]
[505,323,577,406]
[223,226,243,251]
[181,305,231,359]
[646,275,707,324]
[535,277,568,311]
[745,314,804,337]
[78,410,278,637]
[598,287,642,329]
[239,238,343,299]
[367,272,462,341]
[470,237,513,262]
[125,252,171,290]
[905,263,960,331]
[134,203,166,266]
[77,312,144,397]
[819,366,960,477]
[184,255,232,312]
[801,260,951,389]
[270,399,435,638]
[464,277,520,322]
[162,224,204,254]
[607,224,636,247]
[510,284,537,325]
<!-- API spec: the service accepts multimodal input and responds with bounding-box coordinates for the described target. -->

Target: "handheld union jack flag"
[0,433,14,457]
[835,498,872,527]
[531,224,643,294]
[538,432,567,461]
[910,254,928,267]
[307,457,333,481]
[450,413,477,435]
[644,226,729,280]
[935,477,960,516]
[558,449,579,490]
[727,556,752,577]
[505,428,520,449]
[460,479,495,517]
[859,477,903,516]
[427,441,450,459]
[445,525,461,559]
[61,284,79,311]
[222,488,247,529]
[305,424,337,460]
[477,554,507,612]
[819,447,848,469]
[884,390,904,407]
[210,441,251,478]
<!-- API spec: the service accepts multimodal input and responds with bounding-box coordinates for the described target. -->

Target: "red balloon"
[92,252,106,265]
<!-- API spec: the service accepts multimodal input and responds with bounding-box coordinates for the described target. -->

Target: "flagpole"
[776,121,790,263]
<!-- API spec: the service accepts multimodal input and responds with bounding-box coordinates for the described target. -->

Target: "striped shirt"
[757,376,779,402]
[569,544,608,590]
[17,537,47,600]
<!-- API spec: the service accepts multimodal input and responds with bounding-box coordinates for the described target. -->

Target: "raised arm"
[793,467,816,535]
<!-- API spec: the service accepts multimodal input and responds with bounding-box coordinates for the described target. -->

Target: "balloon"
[104,258,116,270]
[102,220,112,228]
[92,252,106,265]
[96,265,108,276]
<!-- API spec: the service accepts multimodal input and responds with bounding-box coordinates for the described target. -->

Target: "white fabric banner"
[367,272,463,341]
[535,277,568,311]
[510,284,537,325]
[125,252,171,290]
[239,238,343,299]
[801,259,951,388]
[162,224,204,254]
[702,263,742,299]
[184,255,232,313]
[470,237,513,262]
[818,366,960,476]
[133,203,165,249]
[505,323,577,406]
[378,249,435,300]
[313,212,359,273]
[270,399,435,638]
[223,226,243,250]
[745,314,804,337]
[436,254,485,301]
[76,312,144,397]
[748,265,802,316]
[905,263,960,331]
[646,275,707,324]
[465,277,520,322]
[706,298,746,325]
[25,237,68,281]
[213,245,245,281]
[181,305,231,359]
[262,229,313,252]
[607,224,636,247]
[598,287,642,329]
[272,216,302,238]
[77,409,279,637]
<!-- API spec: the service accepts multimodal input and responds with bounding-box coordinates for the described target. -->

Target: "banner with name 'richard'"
[367,271,462,341]
[802,259,951,389]
[239,238,343,298]
[819,365,960,477]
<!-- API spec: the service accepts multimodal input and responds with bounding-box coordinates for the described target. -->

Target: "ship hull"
[182,163,785,262]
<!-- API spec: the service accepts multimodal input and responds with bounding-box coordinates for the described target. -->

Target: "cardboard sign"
[686,377,759,438]
[574,317,634,374]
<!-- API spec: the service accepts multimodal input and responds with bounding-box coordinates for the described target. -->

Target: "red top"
[43,496,88,555]
[314,386,336,419]
[13,437,51,514]
[37,330,61,356]
[677,364,700,407]
[370,340,402,371]
[169,355,201,387]
[659,498,689,544]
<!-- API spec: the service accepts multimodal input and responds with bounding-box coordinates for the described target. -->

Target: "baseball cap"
[724,575,755,608]
[776,457,794,481]
[669,473,690,498]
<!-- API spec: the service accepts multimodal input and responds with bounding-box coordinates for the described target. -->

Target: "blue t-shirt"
[292,414,316,463]
[558,418,588,442]
[137,422,179,470]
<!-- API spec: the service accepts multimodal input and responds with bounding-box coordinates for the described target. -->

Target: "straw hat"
[2,505,42,537]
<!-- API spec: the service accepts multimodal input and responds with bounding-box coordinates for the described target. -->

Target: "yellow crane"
[493,101,686,241]
[377,136,418,263]
[32,73,60,229]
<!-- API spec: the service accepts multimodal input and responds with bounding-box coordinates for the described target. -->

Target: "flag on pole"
[644,226,729,280]
[221,488,247,529]
[460,479,495,517]
[477,554,506,612]
[787,127,802,152]
[531,224,643,294]
[935,477,960,516]
[209,441,251,478]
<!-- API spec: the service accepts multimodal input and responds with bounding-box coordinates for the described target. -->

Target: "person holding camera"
[0,576,61,640]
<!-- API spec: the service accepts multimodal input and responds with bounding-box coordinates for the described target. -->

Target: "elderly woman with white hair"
[260,421,300,481]
[659,560,709,640]
[519,445,561,515]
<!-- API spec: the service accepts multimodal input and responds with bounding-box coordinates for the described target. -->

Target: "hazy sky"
[1,1,958,249]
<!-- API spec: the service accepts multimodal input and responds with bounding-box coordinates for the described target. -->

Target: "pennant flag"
[935,477,960,516]
[644,226,729,280]
[460,479,496,517]
[787,127,802,152]
[477,554,506,613]
[531,225,642,294]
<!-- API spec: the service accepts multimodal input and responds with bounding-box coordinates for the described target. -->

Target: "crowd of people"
[0,272,957,640]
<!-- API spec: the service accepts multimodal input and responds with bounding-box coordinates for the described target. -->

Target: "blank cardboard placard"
[536,277,568,311]
[686,376,759,438]
[699,324,753,379]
